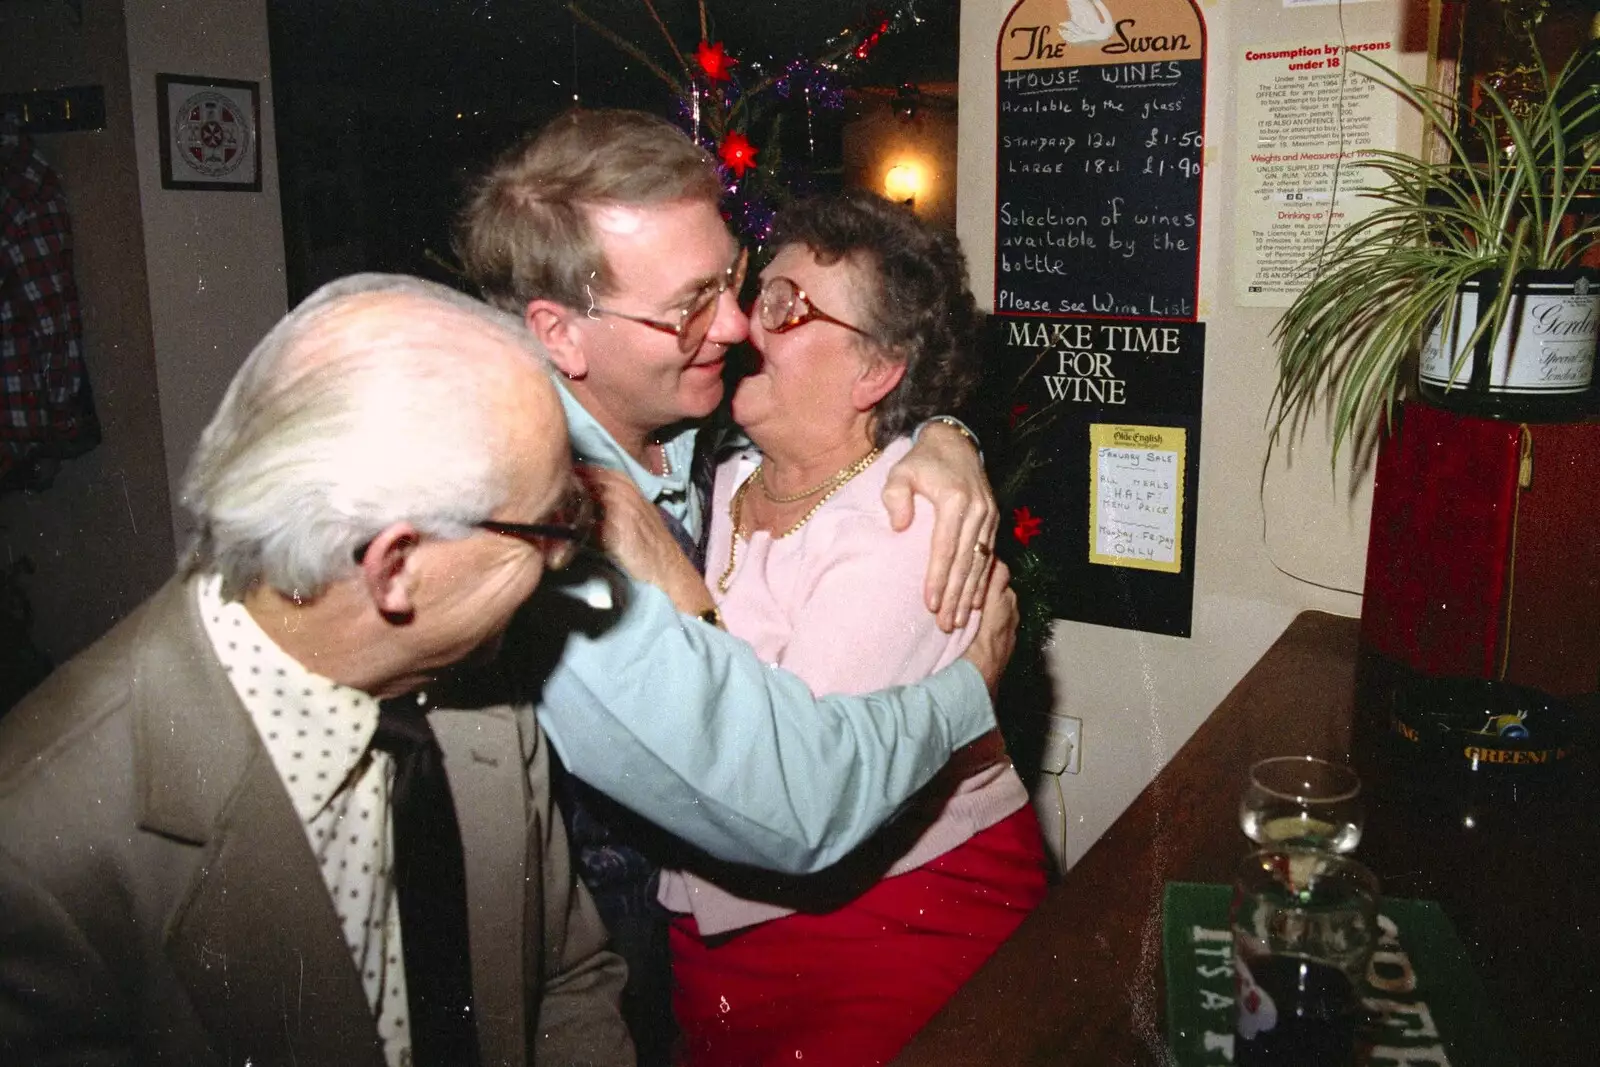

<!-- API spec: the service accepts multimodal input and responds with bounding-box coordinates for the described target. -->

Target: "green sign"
[1163,882,1518,1066]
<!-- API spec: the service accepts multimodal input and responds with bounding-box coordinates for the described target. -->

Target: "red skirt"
[670,806,1048,1067]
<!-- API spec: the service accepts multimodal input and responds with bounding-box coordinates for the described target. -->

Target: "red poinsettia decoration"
[1013,506,1043,547]
[695,39,736,82]
[717,131,758,177]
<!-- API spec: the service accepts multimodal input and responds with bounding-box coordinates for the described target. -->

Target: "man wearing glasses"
[0,275,633,1064]
[456,108,1014,1062]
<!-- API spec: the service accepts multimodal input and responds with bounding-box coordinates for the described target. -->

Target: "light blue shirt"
[532,378,997,874]
[555,377,704,542]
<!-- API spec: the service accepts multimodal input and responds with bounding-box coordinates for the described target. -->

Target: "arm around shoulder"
[886,420,999,630]
[534,578,995,875]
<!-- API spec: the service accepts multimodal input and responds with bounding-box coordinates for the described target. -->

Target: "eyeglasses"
[351,479,596,572]
[590,247,749,354]
[755,276,873,339]
[475,479,597,572]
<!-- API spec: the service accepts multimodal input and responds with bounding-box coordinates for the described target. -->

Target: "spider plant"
[1269,50,1600,466]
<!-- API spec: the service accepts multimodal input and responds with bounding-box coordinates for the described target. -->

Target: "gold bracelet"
[924,415,981,453]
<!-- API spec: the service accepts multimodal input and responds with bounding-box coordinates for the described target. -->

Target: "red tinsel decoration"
[1013,506,1043,547]
[852,18,891,60]
[695,39,736,82]
[717,130,758,176]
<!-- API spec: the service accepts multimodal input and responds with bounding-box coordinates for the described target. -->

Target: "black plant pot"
[1357,653,1589,815]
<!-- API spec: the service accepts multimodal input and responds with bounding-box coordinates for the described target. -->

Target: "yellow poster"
[1088,424,1186,572]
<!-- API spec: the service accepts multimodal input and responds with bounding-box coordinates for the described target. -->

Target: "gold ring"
[973,542,991,557]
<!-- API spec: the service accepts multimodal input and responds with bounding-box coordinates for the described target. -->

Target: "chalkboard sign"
[991,315,1204,637]
[995,0,1206,320]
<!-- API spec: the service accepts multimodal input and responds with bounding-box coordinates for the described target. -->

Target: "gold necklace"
[754,462,851,503]
[717,448,881,593]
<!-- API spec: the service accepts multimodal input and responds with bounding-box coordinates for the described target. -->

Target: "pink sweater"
[657,437,1031,935]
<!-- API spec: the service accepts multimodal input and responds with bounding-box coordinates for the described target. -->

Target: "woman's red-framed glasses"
[755,276,873,338]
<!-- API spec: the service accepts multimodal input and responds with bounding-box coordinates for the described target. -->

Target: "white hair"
[180,273,552,599]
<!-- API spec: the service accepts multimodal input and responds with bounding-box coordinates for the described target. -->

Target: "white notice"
[1233,39,1400,306]
[1095,448,1179,566]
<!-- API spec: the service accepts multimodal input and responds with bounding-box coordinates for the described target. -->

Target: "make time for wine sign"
[990,315,1203,638]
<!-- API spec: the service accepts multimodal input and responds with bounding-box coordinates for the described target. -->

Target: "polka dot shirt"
[197,576,414,1067]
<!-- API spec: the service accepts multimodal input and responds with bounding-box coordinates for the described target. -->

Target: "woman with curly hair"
[596,191,1047,1066]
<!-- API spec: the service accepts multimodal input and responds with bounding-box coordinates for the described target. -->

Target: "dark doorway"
[266,0,959,304]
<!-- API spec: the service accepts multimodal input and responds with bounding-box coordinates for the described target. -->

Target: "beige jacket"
[0,577,632,1067]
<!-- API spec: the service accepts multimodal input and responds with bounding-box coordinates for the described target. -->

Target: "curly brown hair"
[770,193,982,447]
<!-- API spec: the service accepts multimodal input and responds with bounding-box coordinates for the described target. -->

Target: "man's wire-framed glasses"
[590,247,749,354]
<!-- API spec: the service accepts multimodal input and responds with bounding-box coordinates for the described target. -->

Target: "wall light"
[884,163,921,206]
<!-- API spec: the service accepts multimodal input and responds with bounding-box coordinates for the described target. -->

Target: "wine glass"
[1239,756,1364,853]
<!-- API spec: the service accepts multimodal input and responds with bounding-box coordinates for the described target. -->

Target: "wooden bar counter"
[893,611,1599,1066]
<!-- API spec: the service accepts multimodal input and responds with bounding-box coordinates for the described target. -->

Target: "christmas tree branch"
[568,3,681,91]
[727,23,869,126]
[727,74,781,126]
[638,0,692,79]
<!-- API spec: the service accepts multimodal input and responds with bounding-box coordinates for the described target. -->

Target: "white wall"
[959,0,1425,869]
[1,0,285,661]
[125,0,287,543]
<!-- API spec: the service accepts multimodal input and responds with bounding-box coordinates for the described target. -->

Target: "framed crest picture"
[156,74,261,191]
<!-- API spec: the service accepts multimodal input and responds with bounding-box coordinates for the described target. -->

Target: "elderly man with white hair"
[0,274,633,1067]
[0,264,1017,1067]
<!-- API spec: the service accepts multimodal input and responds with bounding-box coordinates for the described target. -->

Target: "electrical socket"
[1040,714,1082,775]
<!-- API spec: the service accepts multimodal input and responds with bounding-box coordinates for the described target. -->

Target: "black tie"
[679,419,745,577]
[655,505,704,575]
[689,421,733,567]
[372,699,480,1067]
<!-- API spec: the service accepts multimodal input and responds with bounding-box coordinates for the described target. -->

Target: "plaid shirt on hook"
[2,131,98,491]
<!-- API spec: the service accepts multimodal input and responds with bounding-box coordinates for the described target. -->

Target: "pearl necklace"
[717,448,881,594]
[648,441,672,478]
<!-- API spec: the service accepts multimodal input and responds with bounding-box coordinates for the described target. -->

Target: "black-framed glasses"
[755,276,873,338]
[476,479,597,572]
[590,247,749,354]
[351,480,596,572]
